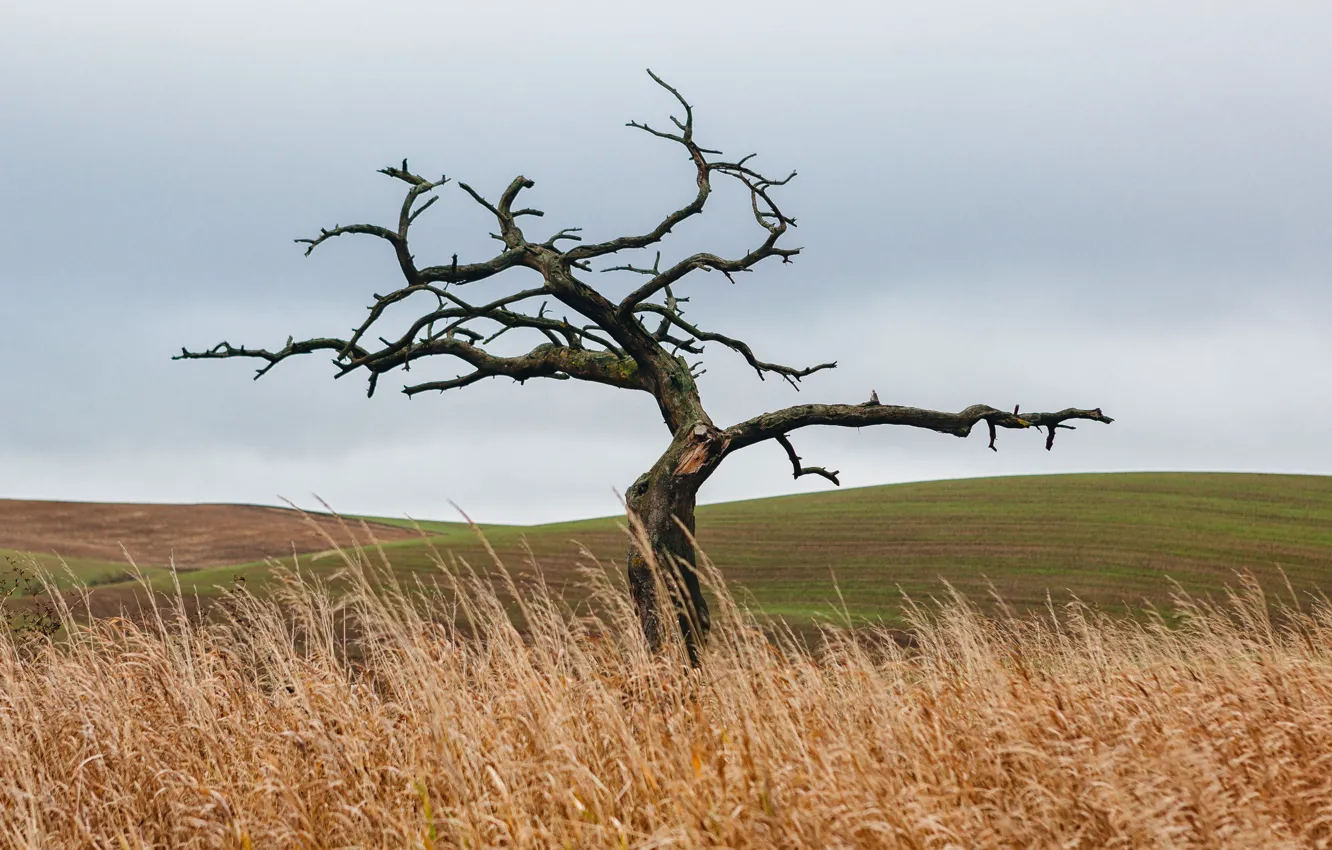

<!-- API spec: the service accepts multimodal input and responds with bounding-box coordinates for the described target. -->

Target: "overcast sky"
[3,1,1329,524]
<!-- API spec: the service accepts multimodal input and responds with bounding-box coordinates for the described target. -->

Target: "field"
[5,471,1332,846]
[8,472,1331,629]
[0,499,420,569]
[4,539,1332,846]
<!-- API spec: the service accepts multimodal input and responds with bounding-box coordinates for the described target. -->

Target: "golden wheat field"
[3,526,1332,849]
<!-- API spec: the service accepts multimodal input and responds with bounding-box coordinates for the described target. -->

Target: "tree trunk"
[625,422,728,665]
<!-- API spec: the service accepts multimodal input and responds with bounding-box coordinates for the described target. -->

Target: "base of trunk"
[625,418,730,665]
[627,544,710,666]
[626,481,710,666]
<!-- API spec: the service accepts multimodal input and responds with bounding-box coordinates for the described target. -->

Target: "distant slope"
[0,499,421,570]
[697,471,1332,621]
[66,472,1332,626]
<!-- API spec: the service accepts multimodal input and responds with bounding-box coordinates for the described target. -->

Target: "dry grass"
[4,526,1332,849]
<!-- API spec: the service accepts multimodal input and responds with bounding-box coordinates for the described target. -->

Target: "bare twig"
[775,434,840,485]
[635,302,835,387]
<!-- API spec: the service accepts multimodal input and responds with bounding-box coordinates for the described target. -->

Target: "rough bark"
[624,419,731,664]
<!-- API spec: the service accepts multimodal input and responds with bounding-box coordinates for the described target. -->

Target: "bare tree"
[178,71,1112,662]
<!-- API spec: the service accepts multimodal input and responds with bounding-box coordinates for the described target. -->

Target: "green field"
[11,473,1332,628]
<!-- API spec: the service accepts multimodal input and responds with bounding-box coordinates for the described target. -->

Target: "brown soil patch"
[0,499,421,569]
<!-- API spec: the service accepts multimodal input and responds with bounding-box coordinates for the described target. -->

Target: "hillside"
[6,472,1330,626]
[0,499,420,576]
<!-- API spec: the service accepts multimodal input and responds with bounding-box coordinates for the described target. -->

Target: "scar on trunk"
[675,431,731,475]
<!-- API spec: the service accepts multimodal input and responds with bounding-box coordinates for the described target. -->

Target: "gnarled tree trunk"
[625,421,730,664]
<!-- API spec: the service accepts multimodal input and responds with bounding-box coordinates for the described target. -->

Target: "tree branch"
[459,176,539,249]
[726,403,1113,454]
[338,285,550,361]
[614,239,799,316]
[295,162,530,288]
[417,249,529,285]
[383,160,449,240]
[634,302,835,388]
[178,327,644,400]
[543,227,583,248]
[602,145,802,316]
[295,223,402,258]
[775,434,840,485]
[563,70,714,262]
[174,338,361,379]
[397,341,645,397]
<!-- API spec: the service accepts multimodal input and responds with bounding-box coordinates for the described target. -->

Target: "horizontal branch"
[173,338,361,379]
[398,341,645,397]
[177,326,646,400]
[727,403,1113,454]
[399,370,491,394]
[295,223,400,257]
[417,249,529,284]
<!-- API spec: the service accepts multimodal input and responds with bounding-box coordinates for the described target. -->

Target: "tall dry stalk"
[2,529,1331,848]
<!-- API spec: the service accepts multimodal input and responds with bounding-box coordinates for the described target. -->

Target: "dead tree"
[178,71,1112,662]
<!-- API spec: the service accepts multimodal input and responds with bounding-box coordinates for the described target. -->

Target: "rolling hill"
[5,473,1331,626]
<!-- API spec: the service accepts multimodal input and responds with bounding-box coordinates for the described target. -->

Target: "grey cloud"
[2,1,1329,523]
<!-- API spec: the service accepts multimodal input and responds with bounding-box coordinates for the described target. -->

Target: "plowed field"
[0,499,418,570]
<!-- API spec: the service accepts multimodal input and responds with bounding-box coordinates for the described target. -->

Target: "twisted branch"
[775,434,840,485]
[634,301,835,387]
